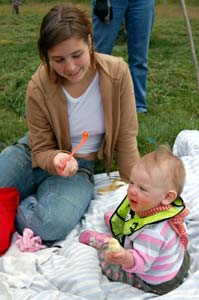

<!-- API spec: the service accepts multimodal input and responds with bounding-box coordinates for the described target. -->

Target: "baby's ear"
[161,190,177,205]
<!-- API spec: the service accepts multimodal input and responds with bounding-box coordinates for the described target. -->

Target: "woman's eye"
[72,53,82,59]
[54,58,64,63]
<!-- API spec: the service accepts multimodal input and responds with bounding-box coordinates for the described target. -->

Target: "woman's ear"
[161,190,177,205]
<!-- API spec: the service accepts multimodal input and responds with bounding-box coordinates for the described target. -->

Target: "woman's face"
[48,37,91,84]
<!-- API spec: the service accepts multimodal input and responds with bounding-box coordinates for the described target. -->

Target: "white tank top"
[62,72,105,154]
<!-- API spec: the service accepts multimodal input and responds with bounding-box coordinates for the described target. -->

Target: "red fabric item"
[0,187,19,256]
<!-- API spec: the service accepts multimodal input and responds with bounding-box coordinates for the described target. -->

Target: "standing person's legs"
[126,0,155,112]
[15,158,95,242]
[12,1,19,14]
[92,0,128,53]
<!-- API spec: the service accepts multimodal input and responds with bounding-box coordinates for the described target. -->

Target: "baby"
[79,146,190,295]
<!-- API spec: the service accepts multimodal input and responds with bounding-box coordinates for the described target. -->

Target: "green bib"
[110,196,185,245]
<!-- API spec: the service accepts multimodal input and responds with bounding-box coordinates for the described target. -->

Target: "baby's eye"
[139,186,147,192]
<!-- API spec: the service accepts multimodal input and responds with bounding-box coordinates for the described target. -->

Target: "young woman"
[0,4,139,243]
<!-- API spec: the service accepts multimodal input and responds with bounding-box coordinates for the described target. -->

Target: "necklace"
[137,204,172,218]
[137,202,189,249]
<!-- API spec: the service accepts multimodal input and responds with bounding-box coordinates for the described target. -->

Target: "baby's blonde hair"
[139,145,186,196]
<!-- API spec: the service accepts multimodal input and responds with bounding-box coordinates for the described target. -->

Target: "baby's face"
[127,163,169,212]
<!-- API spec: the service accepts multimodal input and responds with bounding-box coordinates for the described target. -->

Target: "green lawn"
[0,0,199,171]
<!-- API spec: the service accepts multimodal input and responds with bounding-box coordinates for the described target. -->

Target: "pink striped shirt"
[123,221,185,284]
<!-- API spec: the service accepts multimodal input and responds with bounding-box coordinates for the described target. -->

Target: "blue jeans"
[0,135,95,242]
[92,0,155,112]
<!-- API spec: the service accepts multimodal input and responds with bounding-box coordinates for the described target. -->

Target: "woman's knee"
[16,176,94,241]
[14,168,94,241]
[0,144,35,198]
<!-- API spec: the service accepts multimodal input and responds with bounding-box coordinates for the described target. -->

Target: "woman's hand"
[53,152,78,177]
[105,247,134,269]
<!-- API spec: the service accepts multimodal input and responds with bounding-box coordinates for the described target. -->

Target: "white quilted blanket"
[1,130,199,300]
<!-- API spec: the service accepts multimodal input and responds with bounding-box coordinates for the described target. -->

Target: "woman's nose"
[64,59,76,73]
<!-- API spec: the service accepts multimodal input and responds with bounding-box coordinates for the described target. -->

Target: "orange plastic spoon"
[58,131,89,174]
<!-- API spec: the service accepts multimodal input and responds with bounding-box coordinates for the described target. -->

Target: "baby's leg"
[79,230,111,249]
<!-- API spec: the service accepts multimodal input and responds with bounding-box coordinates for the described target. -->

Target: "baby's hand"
[53,152,78,177]
[105,243,134,269]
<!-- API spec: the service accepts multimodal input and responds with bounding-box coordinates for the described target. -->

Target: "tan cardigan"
[26,53,139,182]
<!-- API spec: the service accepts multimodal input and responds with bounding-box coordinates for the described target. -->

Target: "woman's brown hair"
[38,4,96,74]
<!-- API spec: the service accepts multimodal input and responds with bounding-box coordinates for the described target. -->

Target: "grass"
[0,1,199,172]
[137,3,199,154]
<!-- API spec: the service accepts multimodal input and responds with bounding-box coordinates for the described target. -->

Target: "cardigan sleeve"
[26,80,66,175]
